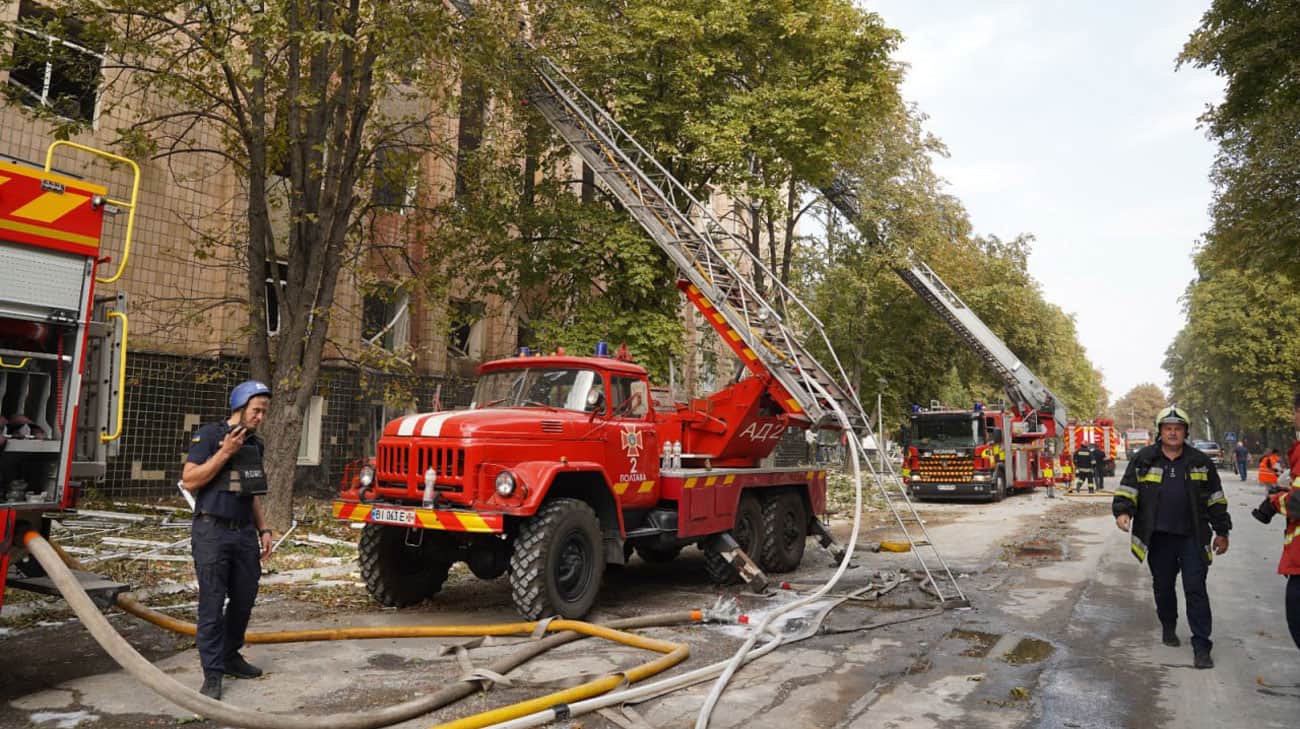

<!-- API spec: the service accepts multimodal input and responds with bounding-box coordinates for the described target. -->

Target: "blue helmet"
[230,380,272,412]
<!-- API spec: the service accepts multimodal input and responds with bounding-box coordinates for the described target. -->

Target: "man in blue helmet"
[1114,405,1231,669]
[181,380,273,700]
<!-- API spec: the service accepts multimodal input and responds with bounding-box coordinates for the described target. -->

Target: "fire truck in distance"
[902,402,1055,502]
[1124,428,1151,459]
[1065,418,1122,476]
[0,142,137,612]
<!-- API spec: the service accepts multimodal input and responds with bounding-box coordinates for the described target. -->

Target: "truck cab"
[904,407,1008,501]
[335,349,828,619]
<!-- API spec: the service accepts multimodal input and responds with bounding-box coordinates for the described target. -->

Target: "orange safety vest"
[1260,454,1282,485]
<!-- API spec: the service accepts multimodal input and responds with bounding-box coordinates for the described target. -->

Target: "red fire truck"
[335,9,969,617]
[0,142,138,612]
[1066,418,1121,476]
[902,402,1057,502]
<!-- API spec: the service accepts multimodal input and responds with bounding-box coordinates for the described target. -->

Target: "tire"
[509,498,605,619]
[358,524,452,608]
[759,490,807,573]
[635,544,683,563]
[991,471,1007,502]
[704,494,763,584]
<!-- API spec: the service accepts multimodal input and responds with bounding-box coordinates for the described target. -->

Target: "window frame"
[296,395,325,466]
[8,0,104,124]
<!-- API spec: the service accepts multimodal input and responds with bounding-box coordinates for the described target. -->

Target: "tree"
[1179,2,1300,278]
[1164,259,1300,446]
[1,0,517,528]
[534,0,901,293]
[1110,383,1168,431]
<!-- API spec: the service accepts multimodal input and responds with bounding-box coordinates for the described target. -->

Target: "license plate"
[371,507,416,526]
[936,484,957,491]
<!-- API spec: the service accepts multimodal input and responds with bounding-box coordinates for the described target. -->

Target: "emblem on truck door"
[621,427,643,457]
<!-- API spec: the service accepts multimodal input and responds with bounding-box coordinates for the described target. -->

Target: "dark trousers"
[1288,575,1300,652]
[1147,530,1213,652]
[192,518,261,675]
[1237,459,1248,481]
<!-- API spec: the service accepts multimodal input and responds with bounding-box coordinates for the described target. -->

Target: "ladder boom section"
[823,177,1067,433]
[523,52,869,429]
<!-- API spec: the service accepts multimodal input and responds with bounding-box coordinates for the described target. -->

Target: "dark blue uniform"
[1115,444,1231,656]
[188,422,265,677]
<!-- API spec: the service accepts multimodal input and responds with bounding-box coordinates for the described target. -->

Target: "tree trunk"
[261,403,304,531]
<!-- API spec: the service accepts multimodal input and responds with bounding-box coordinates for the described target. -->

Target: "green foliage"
[1179,1,1300,278]
[1164,259,1300,443]
[797,105,1105,431]
[1109,383,1168,431]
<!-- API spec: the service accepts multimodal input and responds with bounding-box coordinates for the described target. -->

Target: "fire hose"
[24,531,697,729]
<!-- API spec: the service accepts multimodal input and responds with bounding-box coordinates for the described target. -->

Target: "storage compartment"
[0,316,77,506]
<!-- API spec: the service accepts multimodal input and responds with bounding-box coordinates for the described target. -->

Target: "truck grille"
[915,455,973,482]
[377,442,466,489]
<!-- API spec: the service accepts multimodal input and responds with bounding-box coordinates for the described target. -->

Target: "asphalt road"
[3,467,1298,729]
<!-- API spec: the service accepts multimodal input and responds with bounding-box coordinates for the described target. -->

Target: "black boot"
[200,673,223,700]
[1161,624,1180,647]
[224,653,264,679]
[1193,647,1214,669]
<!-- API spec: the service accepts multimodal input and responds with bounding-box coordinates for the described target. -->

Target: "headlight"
[495,471,517,497]
[359,465,375,487]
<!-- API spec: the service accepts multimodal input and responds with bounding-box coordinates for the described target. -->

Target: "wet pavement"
[3,468,1298,728]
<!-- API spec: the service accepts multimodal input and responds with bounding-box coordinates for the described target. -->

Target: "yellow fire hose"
[29,532,697,729]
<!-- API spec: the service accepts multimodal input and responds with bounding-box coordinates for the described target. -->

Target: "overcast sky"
[866,1,1223,404]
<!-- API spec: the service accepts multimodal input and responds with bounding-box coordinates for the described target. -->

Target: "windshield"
[1193,441,1221,451]
[913,417,981,448]
[472,368,606,413]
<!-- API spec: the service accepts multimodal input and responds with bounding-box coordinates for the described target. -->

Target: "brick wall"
[103,351,474,499]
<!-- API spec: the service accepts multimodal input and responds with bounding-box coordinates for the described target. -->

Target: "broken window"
[7,0,103,122]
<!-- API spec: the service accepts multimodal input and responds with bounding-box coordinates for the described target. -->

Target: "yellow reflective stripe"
[1189,472,1208,481]
[1115,485,1138,503]
[1206,490,1227,507]
[1131,536,1147,561]
[1279,494,1290,518]
[1284,525,1300,546]
[1137,473,1162,483]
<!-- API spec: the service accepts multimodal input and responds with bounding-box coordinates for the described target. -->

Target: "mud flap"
[704,532,769,592]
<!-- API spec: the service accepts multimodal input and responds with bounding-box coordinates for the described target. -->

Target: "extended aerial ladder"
[459,5,965,605]
[823,177,1068,437]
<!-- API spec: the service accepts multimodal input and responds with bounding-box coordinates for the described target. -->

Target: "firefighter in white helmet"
[1114,405,1231,669]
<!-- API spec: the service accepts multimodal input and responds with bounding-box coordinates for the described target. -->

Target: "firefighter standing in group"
[181,381,275,700]
[1114,405,1231,669]
[1249,393,1300,652]
[1260,448,1284,491]
[1072,445,1095,494]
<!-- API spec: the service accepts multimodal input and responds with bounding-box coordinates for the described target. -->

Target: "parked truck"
[1124,428,1151,459]
[903,402,1056,502]
[1066,418,1122,476]
[0,142,137,612]
[333,5,969,617]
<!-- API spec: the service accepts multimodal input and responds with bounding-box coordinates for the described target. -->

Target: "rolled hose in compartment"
[27,531,698,729]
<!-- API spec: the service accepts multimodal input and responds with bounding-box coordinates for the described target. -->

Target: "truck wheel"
[704,494,763,584]
[510,498,605,619]
[358,524,452,608]
[991,472,1007,502]
[760,491,807,572]
[635,544,683,563]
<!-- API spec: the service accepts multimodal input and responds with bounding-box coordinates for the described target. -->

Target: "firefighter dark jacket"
[1113,443,1232,564]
